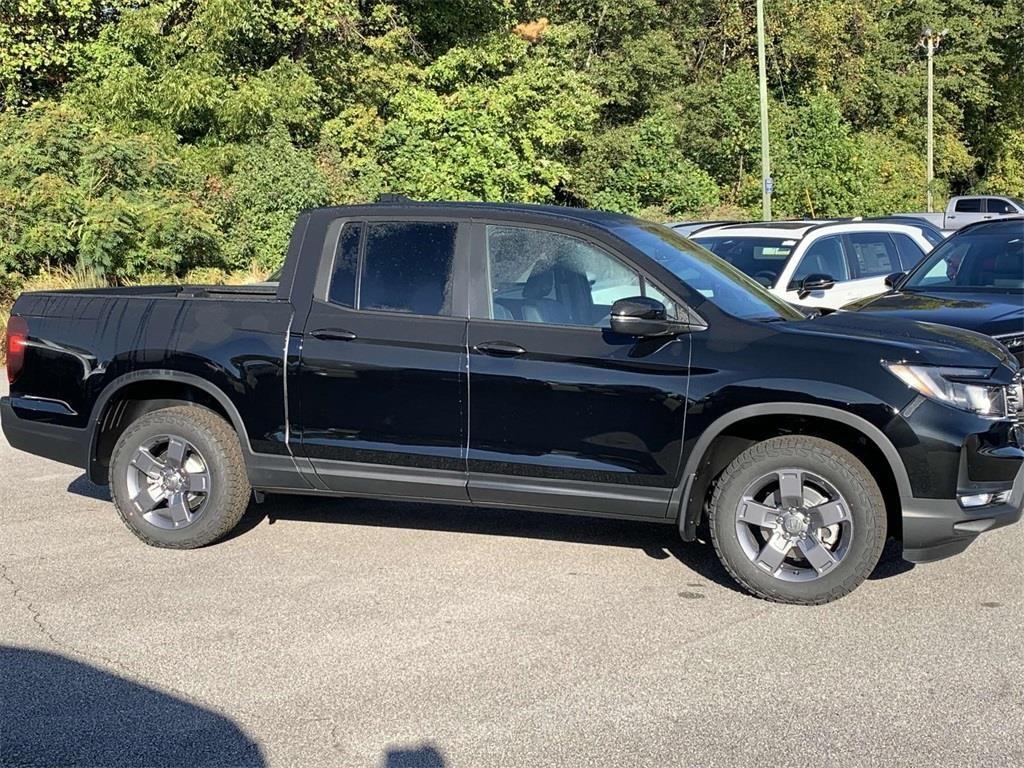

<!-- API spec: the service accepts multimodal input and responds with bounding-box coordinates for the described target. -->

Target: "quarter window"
[485,225,642,326]
[359,221,457,316]
[891,233,925,271]
[327,222,362,307]
[643,282,679,318]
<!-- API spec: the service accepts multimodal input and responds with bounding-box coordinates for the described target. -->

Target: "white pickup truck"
[901,195,1024,231]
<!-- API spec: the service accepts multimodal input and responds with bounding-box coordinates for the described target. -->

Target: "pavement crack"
[1,559,129,675]
[0,559,247,725]
[0,560,64,649]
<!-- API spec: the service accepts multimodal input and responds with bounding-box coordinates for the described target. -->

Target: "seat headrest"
[994,251,1020,274]
[491,301,514,320]
[523,266,555,300]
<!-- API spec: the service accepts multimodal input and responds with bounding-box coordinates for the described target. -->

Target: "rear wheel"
[109,405,251,548]
[709,436,886,604]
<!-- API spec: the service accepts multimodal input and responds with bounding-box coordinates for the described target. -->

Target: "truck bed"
[6,281,295,476]
[22,282,281,300]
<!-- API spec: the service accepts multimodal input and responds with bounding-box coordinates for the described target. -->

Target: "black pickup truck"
[4,201,1023,604]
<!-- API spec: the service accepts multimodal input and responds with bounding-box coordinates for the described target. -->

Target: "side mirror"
[884,271,907,289]
[797,273,835,299]
[610,296,686,337]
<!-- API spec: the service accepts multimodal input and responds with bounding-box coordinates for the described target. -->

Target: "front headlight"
[882,362,1008,418]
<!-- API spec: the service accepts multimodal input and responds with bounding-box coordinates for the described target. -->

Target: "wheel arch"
[88,371,252,484]
[677,403,911,542]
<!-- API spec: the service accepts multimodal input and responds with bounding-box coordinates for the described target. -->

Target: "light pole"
[919,27,947,213]
[756,0,772,220]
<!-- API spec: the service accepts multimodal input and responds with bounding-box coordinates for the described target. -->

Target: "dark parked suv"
[845,217,1024,364]
[3,202,1023,604]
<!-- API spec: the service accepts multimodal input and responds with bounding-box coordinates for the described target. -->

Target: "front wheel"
[110,405,251,548]
[709,436,887,605]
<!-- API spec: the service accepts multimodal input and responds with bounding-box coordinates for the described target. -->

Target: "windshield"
[613,224,804,320]
[903,224,1024,291]
[692,235,795,288]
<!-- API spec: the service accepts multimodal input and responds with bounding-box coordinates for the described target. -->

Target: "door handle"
[310,328,357,341]
[474,340,526,357]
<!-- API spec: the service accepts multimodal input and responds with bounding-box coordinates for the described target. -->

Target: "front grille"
[994,332,1024,366]
[1007,373,1024,425]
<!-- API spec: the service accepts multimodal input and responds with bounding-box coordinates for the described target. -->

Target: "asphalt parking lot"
[2,377,1023,768]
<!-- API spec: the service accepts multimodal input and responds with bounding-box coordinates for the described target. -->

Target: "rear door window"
[844,232,900,278]
[359,221,458,316]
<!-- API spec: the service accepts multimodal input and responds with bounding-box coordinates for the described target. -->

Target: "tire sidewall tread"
[709,435,887,605]
[109,405,251,549]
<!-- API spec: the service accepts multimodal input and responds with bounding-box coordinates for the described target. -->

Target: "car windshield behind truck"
[904,226,1024,291]
[613,225,804,321]
[691,235,796,287]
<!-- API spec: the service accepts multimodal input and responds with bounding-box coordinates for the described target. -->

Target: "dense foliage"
[1,0,1021,283]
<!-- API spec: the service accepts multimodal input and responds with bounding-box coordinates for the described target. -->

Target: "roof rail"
[687,223,730,235]
[377,193,414,204]
[711,219,821,233]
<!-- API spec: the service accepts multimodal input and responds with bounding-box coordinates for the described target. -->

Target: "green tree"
[0,0,122,109]
[0,102,222,279]
[575,109,720,216]
[1,0,1021,287]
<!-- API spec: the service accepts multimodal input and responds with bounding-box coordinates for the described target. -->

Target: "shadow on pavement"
[235,494,913,588]
[67,474,111,501]
[383,744,446,767]
[229,495,744,594]
[1,645,265,767]
[869,538,916,580]
[67,472,913,589]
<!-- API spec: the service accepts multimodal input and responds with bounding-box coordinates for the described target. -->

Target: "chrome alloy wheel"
[734,469,854,582]
[125,435,211,529]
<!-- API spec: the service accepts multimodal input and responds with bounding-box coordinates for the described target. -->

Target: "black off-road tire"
[709,435,887,605]
[109,405,251,548]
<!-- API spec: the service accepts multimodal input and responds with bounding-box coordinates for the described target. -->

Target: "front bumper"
[902,460,1024,563]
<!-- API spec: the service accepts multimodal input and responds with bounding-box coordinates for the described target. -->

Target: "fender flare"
[676,402,912,537]
[87,370,254,481]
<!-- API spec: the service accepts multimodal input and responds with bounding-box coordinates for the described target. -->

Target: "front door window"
[790,235,849,289]
[485,225,642,326]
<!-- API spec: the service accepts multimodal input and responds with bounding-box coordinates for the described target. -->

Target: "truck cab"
[945,195,1024,230]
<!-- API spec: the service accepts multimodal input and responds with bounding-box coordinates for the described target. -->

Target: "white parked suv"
[692,220,934,309]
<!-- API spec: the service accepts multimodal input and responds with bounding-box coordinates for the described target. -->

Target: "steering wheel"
[753,271,777,287]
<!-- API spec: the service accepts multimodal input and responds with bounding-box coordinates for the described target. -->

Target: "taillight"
[5,315,28,384]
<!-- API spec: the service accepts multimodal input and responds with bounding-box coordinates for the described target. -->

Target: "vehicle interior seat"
[491,301,515,320]
[520,265,572,324]
[986,250,1024,287]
